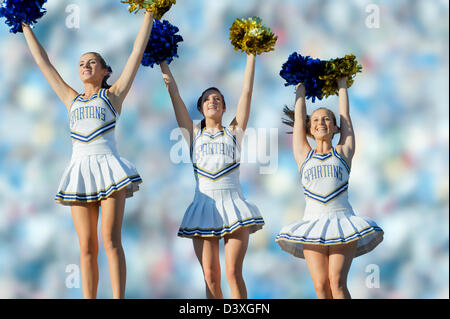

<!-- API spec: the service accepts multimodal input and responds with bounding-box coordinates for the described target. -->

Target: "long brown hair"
[197,87,226,129]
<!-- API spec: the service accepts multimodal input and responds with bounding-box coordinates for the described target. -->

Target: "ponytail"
[102,65,113,89]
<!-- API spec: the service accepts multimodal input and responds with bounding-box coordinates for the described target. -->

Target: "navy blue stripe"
[70,125,115,142]
[303,183,348,203]
[71,121,116,142]
[77,94,98,102]
[224,127,240,151]
[56,178,131,200]
[178,217,264,236]
[276,226,383,244]
[203,130,224,139]
[333,147,350,173]
[55,176,141,201]
[193,162,240,180]
[99,89,118,117]
[190,127,204,161]
[300,150,314,177]
[312,153,332,160]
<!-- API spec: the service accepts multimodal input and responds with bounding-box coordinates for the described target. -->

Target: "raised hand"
[296,82,306,97]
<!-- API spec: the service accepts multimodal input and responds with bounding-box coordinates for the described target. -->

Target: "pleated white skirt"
[178,187,264,238]
[276,209,383,259]
[55,153,142,206]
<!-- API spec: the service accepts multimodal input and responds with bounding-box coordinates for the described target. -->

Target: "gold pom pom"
[319,54,362,98]
[121,0,176,20]
[229,16,277,55]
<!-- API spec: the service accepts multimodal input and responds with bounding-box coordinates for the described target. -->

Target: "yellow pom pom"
[229,16,277,55]
[319,54,362,98]
[121,0,176,20]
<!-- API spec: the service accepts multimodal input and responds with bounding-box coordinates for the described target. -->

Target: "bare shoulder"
[64,90,80,112]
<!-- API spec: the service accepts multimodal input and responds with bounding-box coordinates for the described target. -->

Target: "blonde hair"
[282,106,339,138]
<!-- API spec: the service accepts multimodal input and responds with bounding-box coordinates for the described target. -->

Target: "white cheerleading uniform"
[178,126,264,238]
[55,89,142,205]
[276,147,383,258]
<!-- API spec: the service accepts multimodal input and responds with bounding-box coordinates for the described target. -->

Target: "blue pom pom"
[141,19,183,68]
[280,52,325,102]
[0,0,47,34]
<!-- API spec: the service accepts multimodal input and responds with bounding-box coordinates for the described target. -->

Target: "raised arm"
[22,24,78,111]
[229,53,256,133]
[292,83,312,168]
[160,61,194,142]
[108,10,154,113]
[336,76,355,161]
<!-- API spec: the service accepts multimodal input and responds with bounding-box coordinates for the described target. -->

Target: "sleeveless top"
[190,126,241,191]
[69,88,119,156]
[300,147,353,213]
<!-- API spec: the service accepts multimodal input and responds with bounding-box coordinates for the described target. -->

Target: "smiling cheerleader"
[155,16,276,299]
[13,2,159,298]
[276,77,384,299]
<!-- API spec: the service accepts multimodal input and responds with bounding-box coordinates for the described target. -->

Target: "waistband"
[196,183,241,192]
[303,207,355,220]
[71,142,118,158]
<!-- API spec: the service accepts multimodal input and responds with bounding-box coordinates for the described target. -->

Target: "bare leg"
[192,236,222,299]
[328,241,357,299]
[71,202,100,299]
[303,244,333,299]
[224,227,249,299]
[100,189,127,299]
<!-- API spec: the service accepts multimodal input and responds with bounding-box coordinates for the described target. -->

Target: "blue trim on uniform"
[69,93,83,112]
[202,129,224,139]
[71,120,116,143]
[77,93,99,102]
[303,182,348,204]
[55,175,142,201]
[275,225,383,245]
[178,217,265,237]
[332,147,351,173]
[193,162,240,180]
[98,89,118,118]
[190,127,204,161]
[224,127,240,152]
[312,152,332,161]
[299,150,314,176]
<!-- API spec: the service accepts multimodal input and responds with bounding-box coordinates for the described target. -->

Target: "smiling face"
[199,89,226,121]
[78,53,109,86]
[309,108,338,141]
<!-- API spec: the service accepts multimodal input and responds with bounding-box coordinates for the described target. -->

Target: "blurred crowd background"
[0,0,448,299]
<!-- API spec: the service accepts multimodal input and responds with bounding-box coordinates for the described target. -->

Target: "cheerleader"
[159,53,264,299]
[21,10,154,298]
[276,79,384,299]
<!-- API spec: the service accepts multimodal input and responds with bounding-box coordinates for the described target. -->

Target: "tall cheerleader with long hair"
[7,1,169,298]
